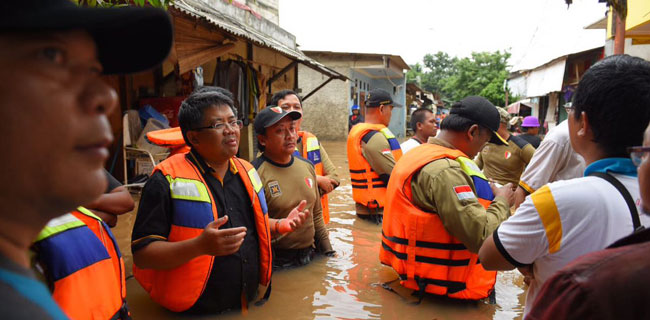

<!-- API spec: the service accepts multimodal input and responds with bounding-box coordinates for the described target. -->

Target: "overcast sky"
[279,0,608,71]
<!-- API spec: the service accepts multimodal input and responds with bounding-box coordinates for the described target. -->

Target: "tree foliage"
[408,50,514,107]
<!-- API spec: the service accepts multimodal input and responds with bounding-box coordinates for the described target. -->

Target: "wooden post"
[614,9,626,54]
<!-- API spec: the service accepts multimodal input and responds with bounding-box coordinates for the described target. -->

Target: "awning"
[170,0,347,81]
[507,100,534,114]
[526,58,567,97]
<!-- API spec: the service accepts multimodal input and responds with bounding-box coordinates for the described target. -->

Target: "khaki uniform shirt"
[410,138,510,253]
[476,135,535,186]
[253,155,332,253]
[296,136,340,185]
[357,131,397,215]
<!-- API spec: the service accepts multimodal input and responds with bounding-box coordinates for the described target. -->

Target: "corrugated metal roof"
[171,0,347,80]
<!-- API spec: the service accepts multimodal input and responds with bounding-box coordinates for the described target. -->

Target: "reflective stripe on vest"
[296,131,330,224]
[133,154,272,312]
[34,207,128,319]
[346,123,402,208]
[379,144,497,300]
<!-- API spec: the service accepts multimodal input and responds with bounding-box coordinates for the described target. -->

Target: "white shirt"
[518,120,585,193]
[400,138,421,154]
[496,173,649,314]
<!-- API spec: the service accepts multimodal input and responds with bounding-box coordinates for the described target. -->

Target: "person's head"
[569,54,650,160]
[410,108,437,140]
[497,107,511,129]
[351,104,360,115]
[0,0,172,223]
[631,124,650,213]
[521,116,540,135]
[179,91,241,163]
[269,90,303,130]
[194,85,235,101]
[255,106,302,160]
[365,88,395,126]
[439,96,507,158]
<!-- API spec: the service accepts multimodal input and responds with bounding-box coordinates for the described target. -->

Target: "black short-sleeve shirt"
[131,150,260,314]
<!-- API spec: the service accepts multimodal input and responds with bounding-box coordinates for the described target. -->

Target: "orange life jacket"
[145,127,191,157]
[133,154,272,312]
[346,123,402,209]
[293,131,330,224]
[380,144,497,300]
[33,207,129,320]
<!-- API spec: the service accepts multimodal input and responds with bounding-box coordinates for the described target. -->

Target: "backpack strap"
[589,172,644,233]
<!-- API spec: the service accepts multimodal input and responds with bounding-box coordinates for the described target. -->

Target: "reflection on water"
[112,141,525,319]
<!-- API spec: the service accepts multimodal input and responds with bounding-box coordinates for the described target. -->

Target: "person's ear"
[467,124,480,141]
[417,122,423,131]
[257,134,266,147]
[577,111,589,138]
[187,130,201,147]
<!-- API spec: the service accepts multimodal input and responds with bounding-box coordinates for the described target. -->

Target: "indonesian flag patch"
[504,151,512,159]
[454,185,476,200]
[381,148,391,155]
[305,177,313,188]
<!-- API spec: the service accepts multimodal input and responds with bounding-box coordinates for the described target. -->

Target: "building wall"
[245,0,279,24]
[298,65,350,140]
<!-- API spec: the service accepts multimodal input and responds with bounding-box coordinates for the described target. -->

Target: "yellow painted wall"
[627,0,650,31]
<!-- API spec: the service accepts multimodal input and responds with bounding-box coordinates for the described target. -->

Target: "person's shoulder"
[0,271,60,319]
[509,135,531,149]
[294,155,316,173]
[418,157,463,181]
[251,155,267,169]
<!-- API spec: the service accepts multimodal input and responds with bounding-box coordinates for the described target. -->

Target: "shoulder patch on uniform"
[510,135,530,149]
[453,185,476,200]
[305,177,313,188]
[268,181,282,198]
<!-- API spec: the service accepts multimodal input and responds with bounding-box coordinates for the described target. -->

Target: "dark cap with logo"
[365,88,394,107]
[0,0,173,75]
[449,96,508,145]
[254,106,302,134]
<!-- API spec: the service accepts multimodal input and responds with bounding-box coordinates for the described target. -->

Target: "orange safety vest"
[146,126,191,157]
[380,144,497,300]
[33,207,129,320]
[346,123,402,209]
[133,153,272,312]
[293,131,331,224]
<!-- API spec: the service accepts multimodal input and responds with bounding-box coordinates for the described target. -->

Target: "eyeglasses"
[564,105,574,114]
[628,146,650,167]
[193,120,243,132]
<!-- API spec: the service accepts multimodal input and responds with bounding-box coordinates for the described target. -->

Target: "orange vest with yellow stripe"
[294,131,331,224]
[132,154,272,312]
[380,144,497,300]
[33,207,128,320]
[346,123,402,209]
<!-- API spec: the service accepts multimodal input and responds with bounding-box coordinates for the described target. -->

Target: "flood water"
[112,140,527,319]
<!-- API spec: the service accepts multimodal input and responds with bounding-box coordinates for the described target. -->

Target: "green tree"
[442,50,513,107]
[406,62,423,85]
[421,51,457,97]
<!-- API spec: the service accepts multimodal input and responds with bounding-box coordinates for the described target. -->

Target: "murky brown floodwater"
[112,141,527,319]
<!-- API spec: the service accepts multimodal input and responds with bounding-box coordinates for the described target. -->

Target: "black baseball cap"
[0,0,173,75]
[449,96,508,145]
[366,88,395,107]
[254,106,302,134]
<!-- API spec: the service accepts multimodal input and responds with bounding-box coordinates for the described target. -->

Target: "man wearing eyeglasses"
[131,89,309,315]
[479,54,650,316]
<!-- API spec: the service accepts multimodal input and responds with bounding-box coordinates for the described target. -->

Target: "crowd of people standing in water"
[3,2,650,320]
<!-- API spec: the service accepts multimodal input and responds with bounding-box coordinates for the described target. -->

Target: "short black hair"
[178,89,236,147]
[194,85,234,101]
[572,54,650,158]
[410,107,434,133]
[268,89,302,107]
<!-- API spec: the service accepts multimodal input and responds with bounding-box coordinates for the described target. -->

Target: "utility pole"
[614,8,626,55]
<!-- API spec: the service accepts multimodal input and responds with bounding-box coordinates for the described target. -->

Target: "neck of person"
[264,151,292,165]
[364,112,385,127]
[578,144,609,167]
[205,157,231,181]
[414,132,428,144]
[0,204,52,267]
[436,130,469,153]
[497,126,511,141]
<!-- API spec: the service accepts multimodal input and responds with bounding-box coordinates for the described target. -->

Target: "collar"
[261,153,294,168]
[187,149,238,175]
[428,137,456,150]
[584,158,637,177]
[412,137,423,144]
